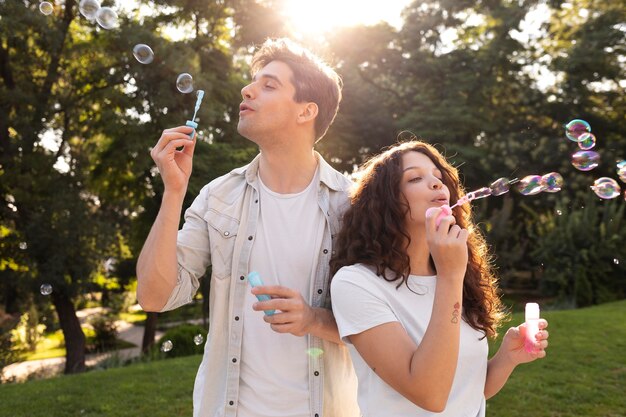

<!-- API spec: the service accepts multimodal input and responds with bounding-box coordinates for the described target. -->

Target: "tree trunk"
[142,312,158,354]
[52,291,86,374]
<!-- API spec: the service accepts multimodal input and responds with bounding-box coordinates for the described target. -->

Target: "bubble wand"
[433,177,519,226]
[186,90,205,139]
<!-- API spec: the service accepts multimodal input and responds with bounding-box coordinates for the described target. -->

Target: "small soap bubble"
[540,172,564,193]
[467,187,492,201]
[133,44,154,64]
[577,132,596,150]
[614,258,620,265]
[176,73,194,94]
[193,334,204,345]
[19,242,27,250]
[306,348,324,358]
[95,6,118,29]
[40,283,53,295]
[556,209,562,216]
[39,2,53,15]
[160,340,173,352]
[489,177,511,196]
[79,0,100,20]
[617,160,626,183]
[590,177,621,199]
[571,150,600,171]
[565,119,591,142]
[517,175,544,196]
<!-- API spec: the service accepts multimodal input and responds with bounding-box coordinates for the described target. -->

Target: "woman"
[330,140,549,416]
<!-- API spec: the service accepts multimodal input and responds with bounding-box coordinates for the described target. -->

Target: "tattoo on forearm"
[451,302,460,324]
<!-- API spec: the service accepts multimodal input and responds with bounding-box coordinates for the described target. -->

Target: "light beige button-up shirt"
[160,152,360,417]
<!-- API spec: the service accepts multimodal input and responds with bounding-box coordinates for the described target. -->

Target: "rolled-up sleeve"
[160,185,212,312]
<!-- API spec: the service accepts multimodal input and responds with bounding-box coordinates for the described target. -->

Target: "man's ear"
[297,102,318,124]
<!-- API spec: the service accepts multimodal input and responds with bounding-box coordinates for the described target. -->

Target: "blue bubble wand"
[186,90,205,139]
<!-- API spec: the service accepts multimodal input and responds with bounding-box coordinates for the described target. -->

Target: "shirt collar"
[231,151,348,192]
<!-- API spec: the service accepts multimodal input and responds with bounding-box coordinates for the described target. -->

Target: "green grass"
[21,328,135,361]
[1,301,624,417]
[0,356,201,416]
[487,300,626,416]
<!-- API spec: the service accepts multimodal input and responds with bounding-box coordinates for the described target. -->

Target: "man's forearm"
[309,307,343,344]
[136,191,185,311]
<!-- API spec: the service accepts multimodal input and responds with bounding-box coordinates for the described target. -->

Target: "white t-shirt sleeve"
[331,265,399,344]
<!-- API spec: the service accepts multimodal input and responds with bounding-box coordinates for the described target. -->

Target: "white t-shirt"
[238,169,325,417]
[331,264,488,417]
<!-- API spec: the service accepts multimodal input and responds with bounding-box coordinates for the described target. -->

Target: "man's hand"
[150,126,197,194]
[251,285,317,337]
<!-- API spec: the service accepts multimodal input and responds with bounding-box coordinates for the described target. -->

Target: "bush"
[149,324,206,360]
[88,314,118,352]
[530,197,626,307]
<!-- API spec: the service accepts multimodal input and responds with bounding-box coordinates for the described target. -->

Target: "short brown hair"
[251,38,342,142]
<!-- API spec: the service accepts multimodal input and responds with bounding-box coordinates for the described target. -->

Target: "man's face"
[237,60,302,143]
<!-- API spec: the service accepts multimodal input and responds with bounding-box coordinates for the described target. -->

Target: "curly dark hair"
[330,139,507,338]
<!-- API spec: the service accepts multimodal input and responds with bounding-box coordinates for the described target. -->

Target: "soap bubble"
[517,175,544,195]
[571,150,600,171]
[133,44,154,64]
[489,177,511,196]
[40,283,53,295]
[577,132,596,150]
[39,2,53,15]
[79,0,100,20]
[193,334,204,345]
[556,209,562,216]
[160,340,173,352]
[590,177,621,199]
[466,187,492,201]
[540,172,564,193]
[176,73,194,94]
[615,258,620,265]
[306,348,324,358]
[617,160,626,183]
[95,6,118,29]
[565,119,591,142]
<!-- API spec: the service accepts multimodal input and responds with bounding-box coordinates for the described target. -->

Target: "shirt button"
[240,275,245,280]
[235,316,240,321]
[322,249,328,254]
[248,235,253,240]
[317,289,323,294]
[224,231,230,236]
[332,250,336,255]
[229,401,234,406]
[232,358,237,363]
[314,371,319,376]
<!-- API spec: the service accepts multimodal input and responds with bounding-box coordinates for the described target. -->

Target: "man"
[136,38,359,417]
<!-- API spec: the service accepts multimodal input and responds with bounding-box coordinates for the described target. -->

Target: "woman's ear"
[297,102,318,124]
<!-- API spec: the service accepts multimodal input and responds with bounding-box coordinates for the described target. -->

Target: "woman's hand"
[499,319,549,366]
[425,207,468,282]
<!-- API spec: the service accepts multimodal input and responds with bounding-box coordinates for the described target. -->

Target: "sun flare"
[282,0,412,36]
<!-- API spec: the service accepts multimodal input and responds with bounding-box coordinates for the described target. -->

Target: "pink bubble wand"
[433,177,519,226]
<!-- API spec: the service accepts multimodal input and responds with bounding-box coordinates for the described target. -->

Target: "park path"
[1,308,165,383]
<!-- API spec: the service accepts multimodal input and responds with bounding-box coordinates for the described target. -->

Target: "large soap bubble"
[176,73,194,94]
[590,177,621,199]
[565,119,591,142]
[79,0,100,20]
[133,44,154,64]
[571,150,600,171]
[95,6,118,29]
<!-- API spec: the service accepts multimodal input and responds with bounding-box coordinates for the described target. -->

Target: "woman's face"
[399,151,450,225]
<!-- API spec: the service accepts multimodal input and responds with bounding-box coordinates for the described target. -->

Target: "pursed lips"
[239,103,254,114]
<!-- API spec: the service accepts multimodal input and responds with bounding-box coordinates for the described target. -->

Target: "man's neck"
[258,144,318,194]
